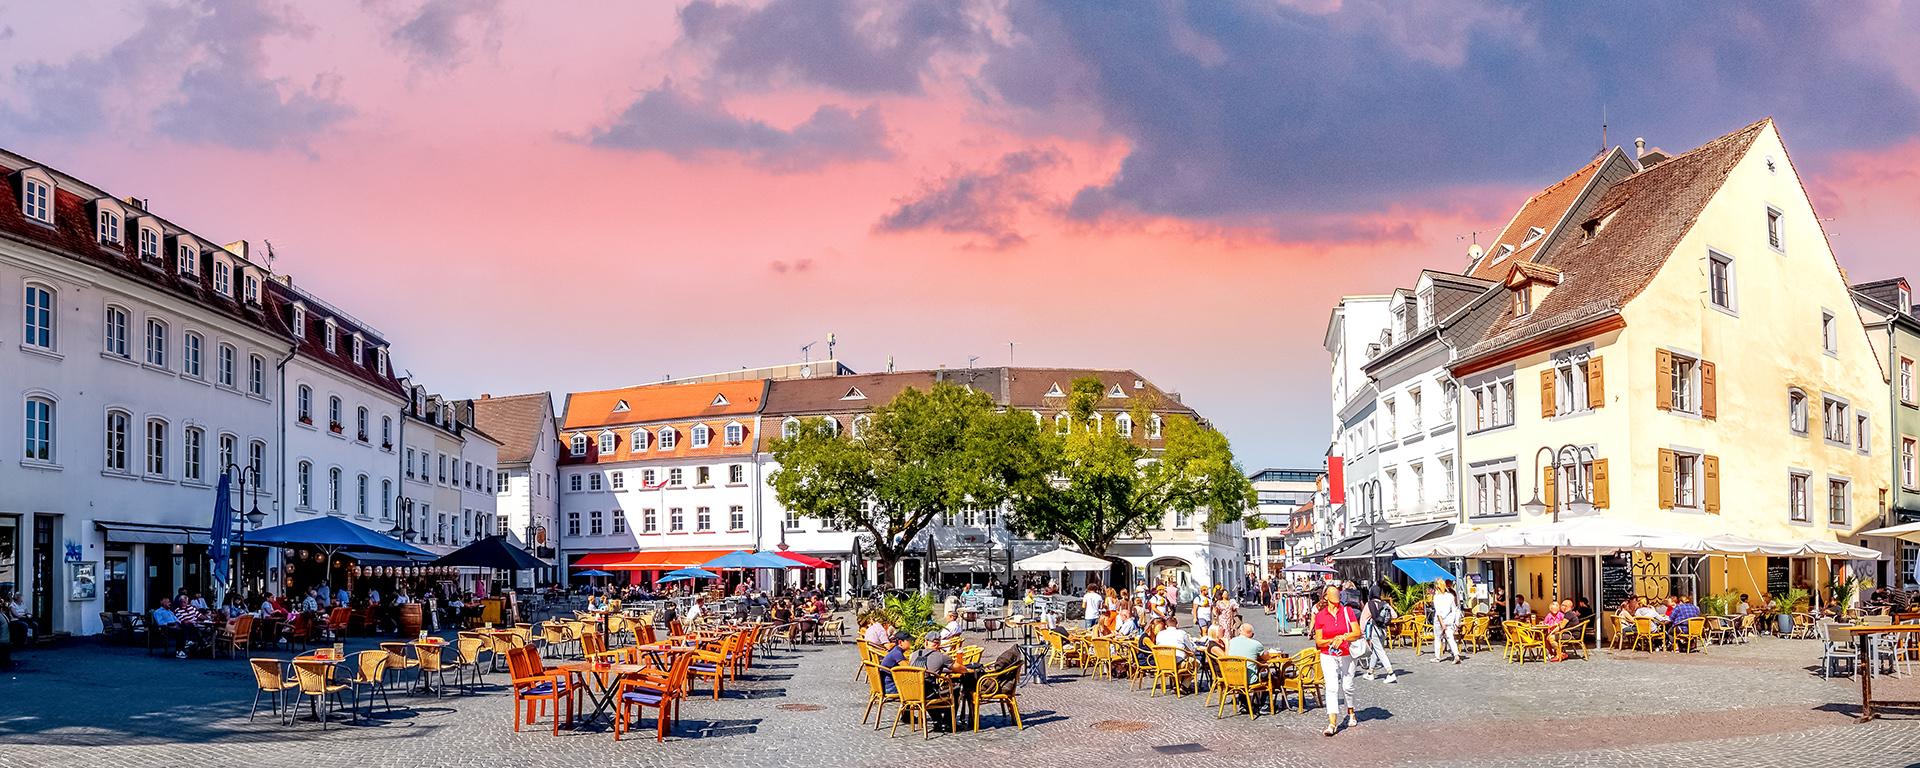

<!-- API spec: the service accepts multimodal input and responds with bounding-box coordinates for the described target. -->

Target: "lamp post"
[1518,444,1597,602]
[223,463,268,597]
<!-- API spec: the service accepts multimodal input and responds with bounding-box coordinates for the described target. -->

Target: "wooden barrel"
[399,603,423,636]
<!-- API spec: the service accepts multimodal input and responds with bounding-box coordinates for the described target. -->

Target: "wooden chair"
[887,666,955,739]
[282,612,315,652]
[323,607,352,641]
[291,659,349,729]
[506,646,575,735]
[1277,648,1322,713]
[615,648,694,742]
[688,633,742,700]
[1631,617,1665,653]
[343,650,391,721]
[1214,656,1275,720]
[1149,646,1193,697]
[971,663,1024,732]
[216,615,254,659]
[248,658,297,723]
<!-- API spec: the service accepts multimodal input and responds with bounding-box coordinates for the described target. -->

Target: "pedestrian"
[1358,587,1399,683]
[1431,578,1463,664]
[1313,584,1362,736]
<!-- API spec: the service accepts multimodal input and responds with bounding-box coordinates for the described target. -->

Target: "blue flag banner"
[210,472,233,588]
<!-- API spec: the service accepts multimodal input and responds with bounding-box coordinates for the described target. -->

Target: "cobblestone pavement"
[2,612,1916,768]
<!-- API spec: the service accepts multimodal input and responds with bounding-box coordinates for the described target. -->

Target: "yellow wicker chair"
[1555,620,1590,660]
[888,666,956,739]
[1149,645,1194,697]
[248,657,298,723]
[1463,616,1493,652]
[860,661,899,728]
[343,650,391,721]
[1277,648,1322,713]
[1213,656,1275,720]
[1040,628,1085,674]
[1631,617,1665,653]
[971,663,1024,732]
[291,659,350,729]
[1673,617,1706,653]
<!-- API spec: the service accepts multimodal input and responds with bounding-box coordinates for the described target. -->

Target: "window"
[381,416,392,447]
[852,414,871,439]
[355,407,368,441]
[144,318,167,367]
[1789,389,1809,434]
[1823,397,1851,446]
[1408,387,1423,431]
[1822,311,1838,355]
[375,347,388,376]
[1858,414,1871,454]
[496,471,509,489]
[568,474,582,492]
[405,449,416,479]
[822,417,839,437]
[219,434,235,472]
[323,320,337,353]
[983,505,999,528]
[97,209,121,244]
[1828,478,1850,525]
[642,508,657,533]
[356,474,369,516]
[724,423,743,446]
[659,427,677,450]
[1708,252,1734,310]
[729,505,745,530]
[1902,358,1916,406]
[1418,289,1435,329]
[691,425,710,448]
[728,464,744,484]
[1382,399,1397,441]
[329,468,343,512]
[249,355,265,396]
[610,470,625,491]
[588,473,602,491]
[351,335,363,364]
[569,434,587,456]
[381,480,392,518]
[1902,437,1916,489]
[296,386,313,424]
[103,410,130,472]
[1551,357,1593,416]
[244,275,258,305]
[1472,465,1517,517]
[297,461,312,507]
[1116,412,1133,437]
[642,469,656,487]
[1148,414,1163,439]
[1789,473,1810,522]
[213,262,230,296]
[21,178,50,223]
[328,396,343,430]
[631,429,649,451]
[1055,412,1070,435]
[182,332,202,378]
[669,507,685,532]
[247,440,265,483]
[172,243,194,270]
[23,283,54,350]
[784,509,801,531]
[1470,376,1517,431]
[217,344,236,388]
[1766,206,1783,251]
[104,306,129,358]
[589,510,604,536]
[599,432,615,455]
[696,507,712,531]
[182,427,202,482]
[142,418,167,476]
[1514,286,1532,317]
[612,510,626,534]
[1669,453,1699,508]
[566,511,580,537]
[1668,354,1696,414]
[782,418,800,441]
[696,466,710,485]
[668,467,683,486]
[1439,455,1455,502]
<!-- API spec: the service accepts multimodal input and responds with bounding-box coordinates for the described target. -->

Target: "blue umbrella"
[575,569,616,578]
[657,573,693,583]
[1391,558,1455,584]
[664,567,719,579]
[245,516,432,589]
[702,550,795,570]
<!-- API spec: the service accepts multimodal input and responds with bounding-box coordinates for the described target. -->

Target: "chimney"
[1166,391,1182,404]
[123,196,147,212]
[480,393,492,400]
[1634,137,1646,159]
[225,240,250,261]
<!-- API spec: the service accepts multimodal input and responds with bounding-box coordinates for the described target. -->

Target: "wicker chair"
[971,663,1024,731]
[1213,656,1275,720]
[888,666,956,739]
[343,650,391,721]
[449,635,488,694]
[1630,617,1664,653]
[291,659,349,729]
[1039,628,1085,674]
[860,660,899,728]
[416,642,452,697]
[1673,617,1707,653]
[379,642,420,693]
[1277,648,1322,713]
[248,658,297,723]
[1149,646,1194,697]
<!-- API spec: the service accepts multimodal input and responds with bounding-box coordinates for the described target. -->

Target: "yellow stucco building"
[1445,119,1889,612]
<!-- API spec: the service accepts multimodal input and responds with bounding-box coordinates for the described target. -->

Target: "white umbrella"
[1798,540,1882,559]
[1015,548,1112,573]
[1858,521,1920,543]
[1700,534,1804,556]
[1482,518,1707,555]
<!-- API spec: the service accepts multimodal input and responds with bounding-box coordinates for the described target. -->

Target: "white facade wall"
[563,457,764,553]
[1371,349,1461,527]
[494,415,559,567]
[282,357,402,532]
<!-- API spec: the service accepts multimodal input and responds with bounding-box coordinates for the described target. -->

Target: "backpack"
[1369,598,1394,629]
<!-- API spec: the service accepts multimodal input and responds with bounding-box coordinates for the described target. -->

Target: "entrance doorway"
[32,515,55,634]
[104,553,130,613]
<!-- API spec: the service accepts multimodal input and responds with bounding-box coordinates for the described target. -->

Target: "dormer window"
[724,422,744,446]
[97,209,121,245]
[612,400,630,413]
[1514,287,1533,317]
[21,177,51,223]
[1108,384,1127,398]
[691,424,711,448]
[175,242,195,270]
[1044,382,1065,398]
[292,304,307,339]
[244,274,259,305]
[323,319,337,353]
[213,261,231,296]
[1489,244,1514,265]
[351,334,365,365]
[375,347,388,376]
[659,427,678,450]
[710,393,730,407]
[1899,285,1911,313]
[1521,226,1544,247]
[841,387,866,401]
[1417,289,1435,329]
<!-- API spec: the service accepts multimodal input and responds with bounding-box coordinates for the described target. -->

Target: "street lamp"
[388,497,417,541]
[1520,445,1597,521]
[223,463,267,596]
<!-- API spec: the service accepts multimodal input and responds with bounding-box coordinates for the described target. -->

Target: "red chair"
[325,607,352,640]
[507,646,575,735]
[615,650,694,742]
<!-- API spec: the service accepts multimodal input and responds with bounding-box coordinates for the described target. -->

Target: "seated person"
[1559,598,1581,627]
[943,611,964,639]
[1224,624,1268,684]
[878,631,912,694]
[910,630,959,697]
[1111,608,1139,638]
[1153,616,1195,661]
[1735,593,1754,616]
[1667,595,1701,632]
[1512,597,1533,621]
[152,599,186,658]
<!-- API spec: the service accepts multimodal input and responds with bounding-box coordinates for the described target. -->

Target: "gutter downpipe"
[1435,312,1471,588]
[272,343,296,598]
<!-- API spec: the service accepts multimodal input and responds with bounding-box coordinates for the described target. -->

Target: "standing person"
[1313,585,1362,736]
[1193,587,1213,633]
[1431,579,1463,664]
[1358,587,1399,683]
[1083,582,1104,631]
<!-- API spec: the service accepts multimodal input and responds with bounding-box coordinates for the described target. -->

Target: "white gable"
[612,400,629,413]
[1043,382,1065,397]
[711,393,730,406]
[1107,384,1127,398]
[842,387,867,401]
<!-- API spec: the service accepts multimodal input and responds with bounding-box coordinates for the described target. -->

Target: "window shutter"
[1657,449,1676,509]
[1540,370,1557,418]
[1655,349,1673,411]
[1701,361,1717,420]
[1592,459,1610,508]
[1703,455,1721,513]
[1587,356,1605,409]
[1543,466,1556,510]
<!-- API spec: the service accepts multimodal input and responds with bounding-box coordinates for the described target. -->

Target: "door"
[32,515,56,634]
[104,555,130,613]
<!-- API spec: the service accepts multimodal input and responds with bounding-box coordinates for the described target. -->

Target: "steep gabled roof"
[1456,119,1770,364]
[467,393,555,466]
[561,379,764,430]
[1466,151,1612,280]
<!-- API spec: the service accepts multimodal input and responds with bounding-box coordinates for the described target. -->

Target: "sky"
[3,1,1919,469]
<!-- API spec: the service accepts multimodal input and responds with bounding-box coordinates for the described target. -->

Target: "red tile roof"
[562,380,765,431]
[468,393,556,465]
[1467,152,1609,281]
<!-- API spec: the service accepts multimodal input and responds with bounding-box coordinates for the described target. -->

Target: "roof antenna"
[800,341,814,364]
[826,332,836,361]
[1008,341,1016,367]
[967,355,979,369]
[1600,104,1608,156]
[263,239,277,272]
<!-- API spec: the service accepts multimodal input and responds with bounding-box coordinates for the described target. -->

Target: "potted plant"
[298,415,312,426]
[329,421,343,434]
[1776,587,1810,634]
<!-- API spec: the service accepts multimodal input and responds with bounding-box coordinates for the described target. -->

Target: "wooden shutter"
[1543,466,1557,510]
[1657,449,1676,509]
[1703,455,1721,513]
[1701,361,1717,420]
[1586,356,1605,409]
[1655,349,1673,411]
[1592,459,1610,508]
[1540,370,1557,418]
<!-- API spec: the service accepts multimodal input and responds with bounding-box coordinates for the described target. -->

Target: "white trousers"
[1359,627,1394,675]
[1434,617,1460,658]
[1319,652,1356,714]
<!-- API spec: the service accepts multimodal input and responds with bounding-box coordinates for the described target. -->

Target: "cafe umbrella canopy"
[244,516,433,590]
[428,535,547,571]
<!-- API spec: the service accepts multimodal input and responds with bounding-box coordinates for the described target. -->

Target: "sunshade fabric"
[244,516,431,557]
[1014,548,1112,572]
[429,535,547,570]
[703,550,797,570]
[573,550,735,570]
[1391,558,1455,584]
[1330,521,1450,561]
[775,551,833,569]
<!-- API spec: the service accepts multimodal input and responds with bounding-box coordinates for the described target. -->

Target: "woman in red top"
[1312,584,1363,736]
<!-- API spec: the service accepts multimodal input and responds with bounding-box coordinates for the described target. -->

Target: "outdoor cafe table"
[410,637,449,694]
[551,661,648,727]
[474,628,517,672]
[1853,620,1920,722]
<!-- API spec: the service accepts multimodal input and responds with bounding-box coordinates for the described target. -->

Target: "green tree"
[767,382,1046,589]
[1009,377,1256,560]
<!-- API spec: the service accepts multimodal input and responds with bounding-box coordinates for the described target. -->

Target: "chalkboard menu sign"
[1767,557,1789,596]
[1601,554,1634,610]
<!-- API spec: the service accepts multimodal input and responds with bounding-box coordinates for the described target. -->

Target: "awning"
[350,553,428,568]
[97,521,210,546]
[1302,533,1367,561]
[1332,521,1450,561]
[775,551,833,569]
[573,549,736,571]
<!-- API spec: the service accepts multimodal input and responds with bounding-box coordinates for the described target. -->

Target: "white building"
[397,387,500,592]
[1,153,286,635]
[467,392,561,585]
[1322,294,1392,555]
[1245,468,1323,577]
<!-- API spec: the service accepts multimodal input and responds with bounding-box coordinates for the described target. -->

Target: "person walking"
[1358,587,1398,683]
[1312,585,1362,736]
[1430,578,1463,664]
